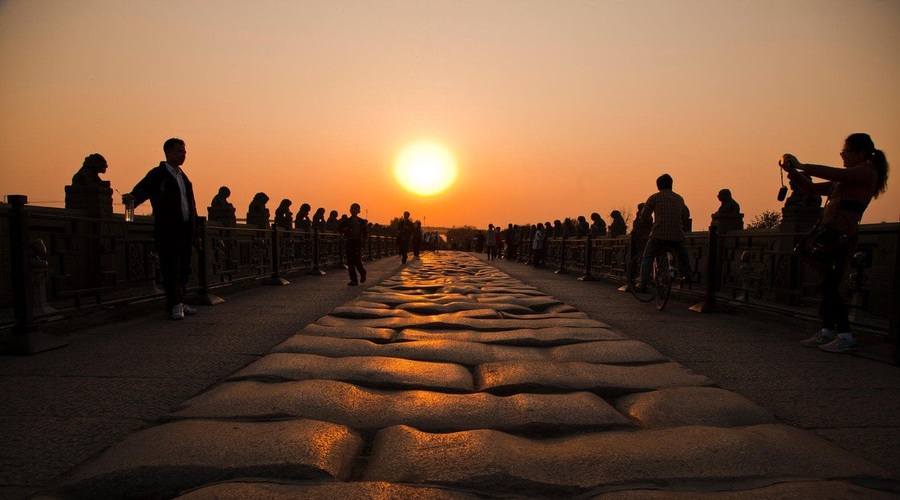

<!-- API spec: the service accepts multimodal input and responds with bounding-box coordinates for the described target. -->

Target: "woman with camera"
[781,133,889,353]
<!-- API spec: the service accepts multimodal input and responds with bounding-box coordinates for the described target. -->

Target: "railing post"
[578,237,595,281]
[690,225,719,313]
[265,222,289,285]
[2,195,67,354]
[195,216,226,302]
[555,237,568,274]
[310,225,326,276]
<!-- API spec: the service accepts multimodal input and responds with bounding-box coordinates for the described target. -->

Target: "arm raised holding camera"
[780,154,835,196]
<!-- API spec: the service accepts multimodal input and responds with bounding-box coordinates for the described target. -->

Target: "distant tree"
[446,225,480,251]
[746,210,782,230]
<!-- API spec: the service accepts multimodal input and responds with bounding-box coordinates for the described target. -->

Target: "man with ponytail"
[781,133,889,353]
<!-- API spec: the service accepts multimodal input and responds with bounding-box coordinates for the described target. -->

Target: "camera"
[777,185,788,202]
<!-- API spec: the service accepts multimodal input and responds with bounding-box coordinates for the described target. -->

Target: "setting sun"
[393,141,458,197]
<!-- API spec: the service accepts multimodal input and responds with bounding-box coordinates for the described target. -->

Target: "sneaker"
[348,281,358,286]
[171,303,185,320]
[183,305,197,316]
[799,331,834,347]
[819,337,859,353]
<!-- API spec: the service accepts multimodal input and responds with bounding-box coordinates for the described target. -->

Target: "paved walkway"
[1,252,898,499]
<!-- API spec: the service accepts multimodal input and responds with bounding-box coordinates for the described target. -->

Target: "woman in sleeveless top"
[781,133,889,353]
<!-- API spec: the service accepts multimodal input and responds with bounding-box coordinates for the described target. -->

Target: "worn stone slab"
[315,314,605,331]
[397,327,625,345]
[169,380,630,432]
[476,361,713,395]
[396,301,535,315]
[273,335,663,365]
[295,324,396,341]
[54,419,363,499]
[342,300,393,309]
[590,481,900,499]
[615,387,777,429]
[227,352,475,392]
[475,295,564,311]
[359,288,475,307]
[327,305,415,319]
[363,424,891,496]
[498,310,590,320]
[174,481,487,500]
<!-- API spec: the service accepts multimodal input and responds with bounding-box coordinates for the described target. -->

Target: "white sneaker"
[182,304,197,316]
[171,303,185,320]
[799,331,834,347]
[819,336,859,353]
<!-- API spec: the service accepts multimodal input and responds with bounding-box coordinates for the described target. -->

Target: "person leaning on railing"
[782,132,890,353]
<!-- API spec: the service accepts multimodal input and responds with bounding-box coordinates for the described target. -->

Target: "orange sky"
[1,0,898,228]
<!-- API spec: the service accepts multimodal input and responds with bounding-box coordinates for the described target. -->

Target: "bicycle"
[626,241,679,311]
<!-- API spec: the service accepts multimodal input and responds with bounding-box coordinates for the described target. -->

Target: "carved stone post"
[2,195,67,354]
[690,225,719,313]
[195,217,226,302]
[310,225,326,276]
[265,222,289,285]
[578,237,596,281]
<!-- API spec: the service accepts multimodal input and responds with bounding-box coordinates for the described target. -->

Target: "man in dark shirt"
[338,203,368,286]
[638,174,692,290]
[123,138,199,320]
[396,211,414,263]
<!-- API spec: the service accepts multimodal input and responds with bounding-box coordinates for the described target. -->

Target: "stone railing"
[0,195,395,344]
[511,223,899,341]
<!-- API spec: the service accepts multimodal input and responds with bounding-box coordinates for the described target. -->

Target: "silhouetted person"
[396,211,414,263]
[637,174,692,291]
[338,203,368,286]
[412,220,423,258]
[782,133,889,353]
[122,138,198,320]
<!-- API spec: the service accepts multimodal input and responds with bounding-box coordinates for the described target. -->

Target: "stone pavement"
[2,252,898,499]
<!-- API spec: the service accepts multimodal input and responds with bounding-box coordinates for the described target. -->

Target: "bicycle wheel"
[654,251,674,310]
[628,252,655,303]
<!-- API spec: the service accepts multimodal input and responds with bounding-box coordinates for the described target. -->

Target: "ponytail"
[871,149,889,198]
[846,133,888,198]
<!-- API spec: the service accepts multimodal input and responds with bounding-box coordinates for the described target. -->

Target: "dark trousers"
[640,237,692,284]
[819,248,852,332]
[398,240,410,262]
[157,222,193,313]
[346,240,366,283]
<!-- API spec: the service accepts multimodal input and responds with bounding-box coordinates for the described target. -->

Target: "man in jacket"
[123,138,199,320]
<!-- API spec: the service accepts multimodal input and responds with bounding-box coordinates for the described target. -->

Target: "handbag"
[795,218,851,270]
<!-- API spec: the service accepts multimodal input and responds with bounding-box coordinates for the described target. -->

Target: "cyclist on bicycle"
[637,174,693,291]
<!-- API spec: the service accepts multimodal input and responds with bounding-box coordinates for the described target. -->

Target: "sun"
[393,141,458,197]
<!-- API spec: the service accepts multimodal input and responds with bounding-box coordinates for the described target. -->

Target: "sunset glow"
[393,142,458,197]
[0,1,898,228]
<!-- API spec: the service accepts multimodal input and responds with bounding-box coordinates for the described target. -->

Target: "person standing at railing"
[396,211,415,263]
[485,224,497,260]
[122,138,199,321]
[338,203,368,286]
[637,174,693,292]
[782,133,889,353]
